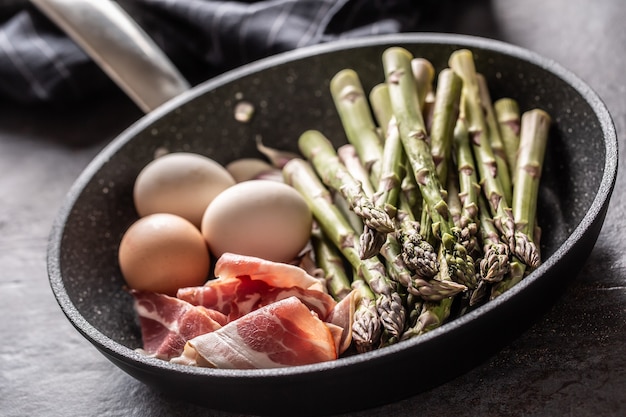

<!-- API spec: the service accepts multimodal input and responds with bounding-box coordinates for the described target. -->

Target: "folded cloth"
[0,0,439,105]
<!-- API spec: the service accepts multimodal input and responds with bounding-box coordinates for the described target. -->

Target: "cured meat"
[134,254,355,368]
[326,290,356,355]
[177,253,337,320]
[177,275,336,321]
[173,297,337,369]
[215,252,325,292]
[132,290,226,360]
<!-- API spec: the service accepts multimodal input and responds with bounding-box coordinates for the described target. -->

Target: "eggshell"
[201,180,312,263]
[118,213,210,295]
[133,152,236,227]
[225,158,280,182]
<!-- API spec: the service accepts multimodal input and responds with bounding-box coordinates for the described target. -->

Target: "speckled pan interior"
[47,33,617,416]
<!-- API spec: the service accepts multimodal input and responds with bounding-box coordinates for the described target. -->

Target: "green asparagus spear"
[411,57,436,129]
[512,108,551,241]
[496,110,550,272]
[490,108,550,297]
[380,232,465,301]
[404,292,424,330]
[329,72,400,258]
[490,259,525,299]
[379,233,413,288]
[369,83,422,216]
[351,276,383,352]
[468,279,489,307]
[447,172,463,235]
[411,57,436,109]
[337,144,376,198]
[494,98,521,178]
[453,118,481,257]
[395,209,439,278]
[423,69,464,272]
[336,143,387,258]
[370,83,395,138]
[341,81,440,286]
[477,193,510,283]
[312,191,382,351]
[449,50,512,205]
[447,167,480,268]
[382,46,451,235]
[379,116,439,277]
[477,72,513,198]
[429,68,463,183]
[382,46,474,287]
[368,81,439,277]
[401,246,455,339]
[372,114,405,219]
[298,130,394,235]
[330,69,384,182]
[311,226,352,300]
[283,158,406,339]
[449,49,539,270]
[331,189,364,234]
[410,276,467,301]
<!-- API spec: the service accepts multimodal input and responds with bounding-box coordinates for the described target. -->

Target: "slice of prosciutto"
[172,296,337,369]
[215,252,325,292]
[131,290,227,360]
[326,290,356,355]
[134,254,355,367]
[177,253,337,321]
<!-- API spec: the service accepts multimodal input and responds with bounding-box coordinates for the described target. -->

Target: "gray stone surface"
[1,1,625,416]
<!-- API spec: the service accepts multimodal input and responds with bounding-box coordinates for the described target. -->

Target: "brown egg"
[133,152,236,227]
[118,213,210,295]
[201,180,313,263]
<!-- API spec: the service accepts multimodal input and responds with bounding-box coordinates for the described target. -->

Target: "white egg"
[201,180,313,263]
[133,152,236,227]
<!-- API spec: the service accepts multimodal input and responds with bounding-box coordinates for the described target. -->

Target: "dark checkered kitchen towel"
[0,0,443,105]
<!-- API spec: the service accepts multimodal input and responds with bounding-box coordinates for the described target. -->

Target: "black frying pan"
[40,3,618,415]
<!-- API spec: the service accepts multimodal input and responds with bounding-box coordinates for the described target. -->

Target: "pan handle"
[30,0,190,113]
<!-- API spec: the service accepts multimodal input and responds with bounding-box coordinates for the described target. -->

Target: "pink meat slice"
[131,290,227,360]
[326,290,356,355]
[177,253,337,321]
[215,252,325,291]
[178,296,337,369]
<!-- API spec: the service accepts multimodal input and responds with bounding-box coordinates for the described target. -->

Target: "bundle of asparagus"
[282,46,551,349]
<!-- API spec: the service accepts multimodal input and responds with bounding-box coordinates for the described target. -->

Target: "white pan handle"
[30,0,191,113]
